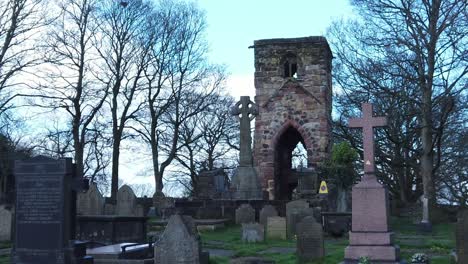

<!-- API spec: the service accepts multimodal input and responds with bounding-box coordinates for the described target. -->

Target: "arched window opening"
[283,54,298,78]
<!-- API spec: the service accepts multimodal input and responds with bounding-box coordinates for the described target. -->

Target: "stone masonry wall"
[252,37,333,196]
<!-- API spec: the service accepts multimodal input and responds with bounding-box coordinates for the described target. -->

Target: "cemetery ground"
[197,216,455,264]
[0,216,456,263]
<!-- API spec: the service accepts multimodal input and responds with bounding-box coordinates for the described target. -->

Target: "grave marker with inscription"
[286,200,309,239]
[296,216,324,263]
[344,103,401,263]
[235,204,255,224]
[266,216,286,240]
[13,158,73,264]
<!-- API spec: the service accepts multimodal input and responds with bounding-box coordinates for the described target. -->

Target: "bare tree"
[328,0,467,217]
[95,0,151,200]
[133,0,226,196]
[37,0,108,179]
[0,0,47,119]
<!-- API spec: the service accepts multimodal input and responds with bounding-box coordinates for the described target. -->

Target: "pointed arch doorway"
[274,126,309,200]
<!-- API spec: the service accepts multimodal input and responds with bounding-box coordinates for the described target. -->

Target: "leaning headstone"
[296,216,324,263]
[13,158,75,263]
[456,209,468,264]
[286,200,309,238]
[116,185,139,216]
[154,214,203,264]
[235,204,255,224]
[266,216,286,240]
[77,183,104,215]
[0,205,12,241]
[241,223,264,243]
[259,205,278,226]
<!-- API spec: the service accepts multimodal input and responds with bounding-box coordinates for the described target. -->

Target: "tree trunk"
[420,86,436,219]
[111,138,120,201]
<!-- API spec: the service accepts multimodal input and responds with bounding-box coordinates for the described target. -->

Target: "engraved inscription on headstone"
[14,158,72,264]
[266,216,286,240]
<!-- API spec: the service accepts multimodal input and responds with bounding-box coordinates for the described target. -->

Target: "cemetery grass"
[199,217,455,264]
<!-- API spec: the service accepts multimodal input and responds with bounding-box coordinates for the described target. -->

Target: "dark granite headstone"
[259,205,278,226]
[456,209,468,264]
[296,216,324,263]
[235,204,255,224]
[13,158,73,264]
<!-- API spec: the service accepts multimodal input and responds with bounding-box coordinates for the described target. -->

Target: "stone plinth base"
[234,166,262,200]
[344,245,400,262]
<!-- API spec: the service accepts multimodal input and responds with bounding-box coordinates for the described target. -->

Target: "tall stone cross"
[231,96,258,167]
[348,103,387,174]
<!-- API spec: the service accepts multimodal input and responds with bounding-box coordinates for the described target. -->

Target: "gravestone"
[235,204,255,224]
[231,96,262,199]
[154,214,203,264]
[103,203,115,215]
[418,196,432,232]
[13,158,74,264]
[286,200,309,238]
[197,169,228,199]
[344,103,400,263]
[295,168,318,199]
[266,216,286,240]
[241,223,264,243]
[77,183,104,215]
[456,209,468,264]
[116,185,141,216]
[0,205,12,241]
[296,216,324,263]
[259,205,278,226]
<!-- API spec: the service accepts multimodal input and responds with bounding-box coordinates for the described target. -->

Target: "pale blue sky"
[197,0,353,97]
[125,0,355,193]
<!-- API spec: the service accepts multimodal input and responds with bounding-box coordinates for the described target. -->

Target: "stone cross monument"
[344,103,401,264]
[231,96,262,199]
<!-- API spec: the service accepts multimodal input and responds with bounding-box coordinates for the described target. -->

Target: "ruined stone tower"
[252,37,332,200]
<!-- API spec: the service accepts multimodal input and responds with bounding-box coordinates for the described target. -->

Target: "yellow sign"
[319,181,328,194]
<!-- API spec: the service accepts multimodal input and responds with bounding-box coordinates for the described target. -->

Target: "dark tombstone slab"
[286,200,309,239]
[296,216,324,263]
[235,204,255,224]
[259,205,278,226]
[294,168,318,199]
[322,212,351,237]
[154,214,203,264]
[197,169,229,199]
[456,209,468,264]
[76,216,148,244]
[13,158,73,264]
[241,223,264,243]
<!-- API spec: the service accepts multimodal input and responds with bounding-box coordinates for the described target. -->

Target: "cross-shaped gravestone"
[348,103,387,174]
[231,96,258,167]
